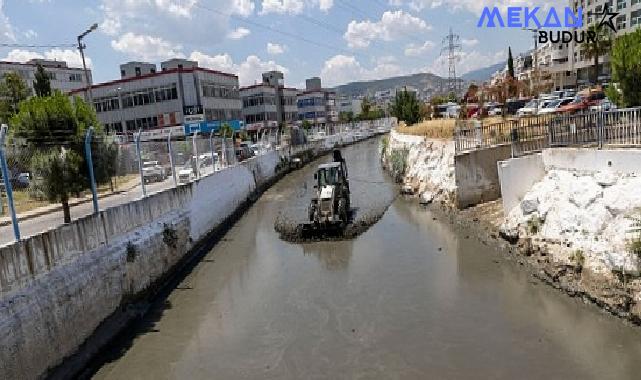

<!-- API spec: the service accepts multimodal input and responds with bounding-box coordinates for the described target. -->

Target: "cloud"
[2,48,93,68]
[232,0,255,16]
[24,29,38,39]
[320,54,405,87]
[260,0,304,14]
[396,0,564,13]
[267,42,286,55]
[99,0,231,47]
[228,27,251,39]
[462,38,478,47]
[404,40,435,56]
[111,33,184,61]
[0,0,15,41]
[189,51,289,86]
[260,0,334,15]
[344,10,431,48]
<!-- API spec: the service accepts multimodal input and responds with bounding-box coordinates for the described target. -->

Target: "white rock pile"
[501,169,641,275]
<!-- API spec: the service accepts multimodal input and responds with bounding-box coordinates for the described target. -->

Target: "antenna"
[441,27,462,94]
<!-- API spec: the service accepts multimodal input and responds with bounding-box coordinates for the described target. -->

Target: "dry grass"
[396,119,457,139]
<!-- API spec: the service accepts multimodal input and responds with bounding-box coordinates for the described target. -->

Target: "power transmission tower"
[441,27,462,94]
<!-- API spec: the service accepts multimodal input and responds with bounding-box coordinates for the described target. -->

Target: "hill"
[461,62,505,82]
[333,72,465,98]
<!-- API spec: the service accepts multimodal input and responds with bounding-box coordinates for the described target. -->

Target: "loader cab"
[315,163,341,187]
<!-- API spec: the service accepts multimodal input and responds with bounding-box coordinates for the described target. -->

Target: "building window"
[632,10,641,26]
[121,70,126,78]
[203,82,239,99]
[617,15,627,29]
[135,67,141,77]
[69,73,83,82]
[121,83,178,109]
[617,0,627,9]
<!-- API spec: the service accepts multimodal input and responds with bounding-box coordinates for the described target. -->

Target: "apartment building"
[545,0,641,89]
[240,71,298,133]
[337,96,362,117]
[0,58,91,94]
[297,77,338,128]
[71,59,243,138]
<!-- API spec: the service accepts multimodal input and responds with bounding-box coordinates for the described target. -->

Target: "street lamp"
[78,23,98,105]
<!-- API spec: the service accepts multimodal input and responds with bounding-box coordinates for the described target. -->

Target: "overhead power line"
[1,43,77,49]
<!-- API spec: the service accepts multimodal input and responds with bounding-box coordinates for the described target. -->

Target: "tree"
[583,24,613,86]
[607,28,641,107]
[338,111,353,123]
[219,122,234,138]
[301,120,312,131]
[10,92,111,223]
[33,64,52,97]
[507,47,515,80]
[390,89,421,126]
[0,72,31,122]
[361,96,372,118]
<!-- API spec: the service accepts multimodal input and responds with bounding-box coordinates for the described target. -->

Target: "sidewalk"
[0,178,140,227]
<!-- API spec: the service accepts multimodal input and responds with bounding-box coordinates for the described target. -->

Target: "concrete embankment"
[385,127,641,325]
[0,133,384,380]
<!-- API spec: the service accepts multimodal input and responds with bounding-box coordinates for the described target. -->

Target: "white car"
[142,161,166,183]
[537,98,574,115]
[177,166,195,184]
[488,107,503,116]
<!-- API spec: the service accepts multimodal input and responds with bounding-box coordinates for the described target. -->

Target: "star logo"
[588,4,619,33]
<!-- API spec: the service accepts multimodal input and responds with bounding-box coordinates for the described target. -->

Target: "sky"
[0,0,563,88]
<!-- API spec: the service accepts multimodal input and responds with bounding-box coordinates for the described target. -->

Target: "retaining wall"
[497,153,546,215]
[454,144,512,209]
[497,148,641,216]
[0,151,280,380]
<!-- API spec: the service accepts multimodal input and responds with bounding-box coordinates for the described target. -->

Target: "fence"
[0,126,271,244]
[1,117,395,245]
[454,108,641,157]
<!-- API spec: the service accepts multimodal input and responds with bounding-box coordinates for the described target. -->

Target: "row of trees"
[2,66,117,223]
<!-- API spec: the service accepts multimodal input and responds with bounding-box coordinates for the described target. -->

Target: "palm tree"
[583,24,613,86]
[218,122,234,138]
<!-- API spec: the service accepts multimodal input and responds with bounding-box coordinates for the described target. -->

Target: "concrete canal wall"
[0,151,280,380]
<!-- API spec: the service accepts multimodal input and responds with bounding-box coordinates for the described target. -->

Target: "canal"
[93,138,641,379]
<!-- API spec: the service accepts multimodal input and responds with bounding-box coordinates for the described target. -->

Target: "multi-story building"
[337,96,362,118]
[71,59,243,138]
[240,71,298,133]
[546,0,641,90]
[0,58,91,94]
[297,77,338,128]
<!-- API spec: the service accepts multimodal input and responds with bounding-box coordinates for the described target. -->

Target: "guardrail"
[454,108,641,157]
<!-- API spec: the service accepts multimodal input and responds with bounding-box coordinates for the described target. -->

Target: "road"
[0,162,226,246]
[89,138,641,379]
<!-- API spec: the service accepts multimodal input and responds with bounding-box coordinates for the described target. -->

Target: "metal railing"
[0,117,396,245]
[454,108,641,157]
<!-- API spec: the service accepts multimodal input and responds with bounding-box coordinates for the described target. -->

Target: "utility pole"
[441,27,462,95]
[78,23,98,105]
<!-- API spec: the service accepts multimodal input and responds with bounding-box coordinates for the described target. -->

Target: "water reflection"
[301,240,354,271]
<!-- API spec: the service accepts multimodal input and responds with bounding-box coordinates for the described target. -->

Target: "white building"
[337,96,362,117]
[0,58,90,94]
[240,71,298,133]
[545,0,641,90]
[71,59,243,138]
[297,77,338,128]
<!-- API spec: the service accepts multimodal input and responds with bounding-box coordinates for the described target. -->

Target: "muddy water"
[93,139,641,380]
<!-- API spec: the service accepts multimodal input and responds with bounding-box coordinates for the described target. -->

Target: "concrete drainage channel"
[13,134,386,380]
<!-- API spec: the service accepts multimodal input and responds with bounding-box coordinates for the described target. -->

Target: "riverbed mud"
[274,139,397,243]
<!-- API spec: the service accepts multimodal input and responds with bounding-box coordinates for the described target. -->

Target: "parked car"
[538,98,574,115]
[517,99,547,117]
[558,92,605,113]
[506,99,529,115]
[589,98,617,112]
[142,161,166,183]
[177,165,195,184]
